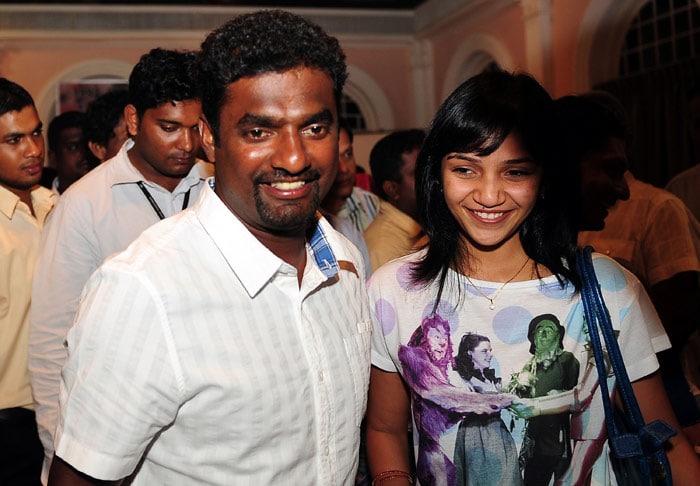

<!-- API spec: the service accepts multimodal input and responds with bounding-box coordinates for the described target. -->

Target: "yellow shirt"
[579,173,700,288]
[0,184,55,410]
[364,200,427,273]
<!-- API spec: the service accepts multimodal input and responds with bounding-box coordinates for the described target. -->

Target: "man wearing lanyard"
[29,47,210,483]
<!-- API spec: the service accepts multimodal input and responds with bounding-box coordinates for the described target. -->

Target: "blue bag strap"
[576,247,676,458]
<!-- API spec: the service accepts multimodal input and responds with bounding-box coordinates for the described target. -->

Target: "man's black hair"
[0,77,35,117]
[369,129,425,200]
[84,88,129,147]
[555,91,630,167]
[339,117,354,143]
[48,111,86,152]
[197,9,347,145]
[129,48,200,118]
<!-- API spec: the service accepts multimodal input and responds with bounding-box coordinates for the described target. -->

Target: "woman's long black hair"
[411,70,580,298]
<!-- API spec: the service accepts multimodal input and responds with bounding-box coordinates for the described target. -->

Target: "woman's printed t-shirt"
[368,250,669,486]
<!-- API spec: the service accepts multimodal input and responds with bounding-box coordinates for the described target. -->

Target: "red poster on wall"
[58,79,127,114]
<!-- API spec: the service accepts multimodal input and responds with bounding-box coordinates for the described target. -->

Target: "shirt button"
[318,371,324,382]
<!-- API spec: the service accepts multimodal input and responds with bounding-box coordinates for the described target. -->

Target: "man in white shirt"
[29,47,210,482]
[48,10,370,485]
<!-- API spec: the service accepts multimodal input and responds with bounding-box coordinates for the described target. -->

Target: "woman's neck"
[458,238,534,282]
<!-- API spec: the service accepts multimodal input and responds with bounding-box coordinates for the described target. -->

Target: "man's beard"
[253,184,321,233]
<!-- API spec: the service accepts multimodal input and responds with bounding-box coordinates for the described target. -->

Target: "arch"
[344,64,394,131]
[36,59,132,129]
[575,0,648,91]
[441,34,515,101]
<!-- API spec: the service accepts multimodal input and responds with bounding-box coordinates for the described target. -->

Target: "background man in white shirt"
[48,10,370,485]
[321,118,380,276]
[29,47,209,482]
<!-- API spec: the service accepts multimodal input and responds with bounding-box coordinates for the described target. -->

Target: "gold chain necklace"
[465,257,531,310]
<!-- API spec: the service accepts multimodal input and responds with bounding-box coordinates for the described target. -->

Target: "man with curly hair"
[30,48,210,483]
[48,10,370,485]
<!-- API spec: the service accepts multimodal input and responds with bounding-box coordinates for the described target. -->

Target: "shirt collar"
[195,179,342,297]
[0,185,19,219]
[109,139,207,192]
[0,184,56,221]
[308,220,339,279]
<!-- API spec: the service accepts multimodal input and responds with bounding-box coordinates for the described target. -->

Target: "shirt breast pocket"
[343,319,372,426]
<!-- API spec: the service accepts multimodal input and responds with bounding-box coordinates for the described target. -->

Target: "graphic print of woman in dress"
[398,316,515,486]
[453,333,522,485]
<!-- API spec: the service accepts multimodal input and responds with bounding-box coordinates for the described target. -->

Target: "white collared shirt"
[29,139,212,479]
[54,180,371,484]
[325,187,380,278]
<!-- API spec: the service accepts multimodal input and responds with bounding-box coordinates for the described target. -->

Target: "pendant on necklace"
[488,300,496,310]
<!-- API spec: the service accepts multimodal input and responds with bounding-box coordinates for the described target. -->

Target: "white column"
[521,0,553,89]
[411,38,436,128]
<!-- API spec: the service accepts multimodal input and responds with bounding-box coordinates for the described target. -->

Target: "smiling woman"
[365,70,700,486]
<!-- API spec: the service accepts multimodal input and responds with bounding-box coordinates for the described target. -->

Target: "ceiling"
[18,0,429,8]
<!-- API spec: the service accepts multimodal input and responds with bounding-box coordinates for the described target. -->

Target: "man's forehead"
[0,106,40,133]
[59,126,84,138]
[146,98,201,112]
[225,67,334,95]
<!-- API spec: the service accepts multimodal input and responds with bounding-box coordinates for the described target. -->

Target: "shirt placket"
[298,268,337,485]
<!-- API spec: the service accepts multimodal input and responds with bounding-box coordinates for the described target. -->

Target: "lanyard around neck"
[136,181,191,220]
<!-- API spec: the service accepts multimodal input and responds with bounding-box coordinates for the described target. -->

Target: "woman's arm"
[632,371,700,485]
[365,366,413,485]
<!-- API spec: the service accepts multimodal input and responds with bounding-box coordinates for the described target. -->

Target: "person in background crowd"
[30,47,208,483]
[0,77,56,486]
[565,92,700,437]
[44,111,92,194]
[364,128,427,272]
[321,117,379,276]
[666,87,700,221]
[84,88,130,163]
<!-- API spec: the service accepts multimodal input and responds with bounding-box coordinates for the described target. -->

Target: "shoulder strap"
[577,247,676,457]
[577,247,644,423]
[578,247,676,485]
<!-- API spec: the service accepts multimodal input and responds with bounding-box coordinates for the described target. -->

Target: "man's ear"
[124,104,139,138]
[199,116,216,163]
[382,179,400,203]
[87,141,107,162]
